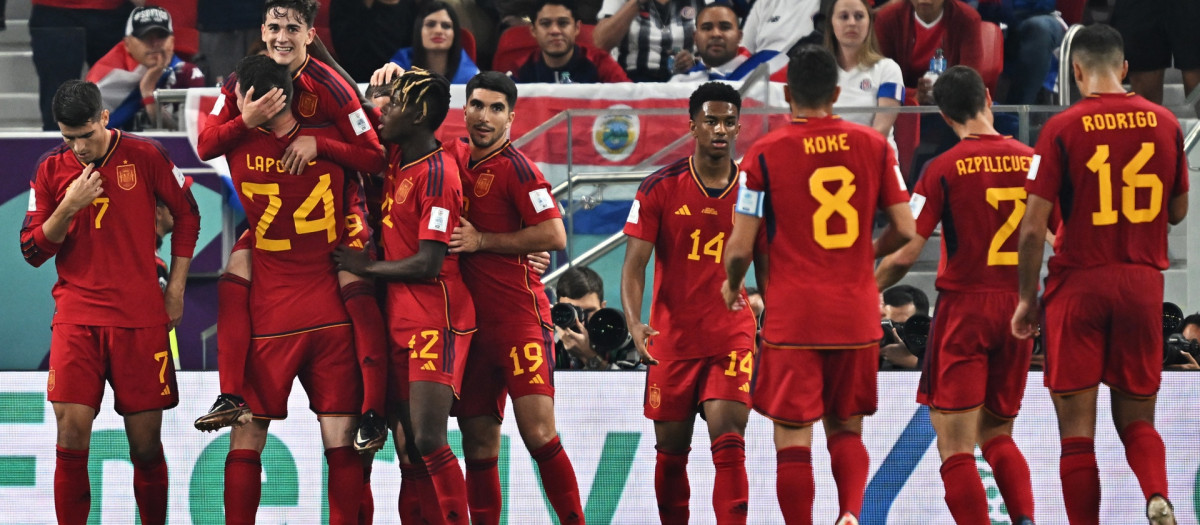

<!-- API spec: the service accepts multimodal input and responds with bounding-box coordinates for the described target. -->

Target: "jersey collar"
[81,129,122,168]
[687,156,739,199]
[791,115,841,125]
[468,139,512,171]
[291,56,311,80]
[399,145,444,172]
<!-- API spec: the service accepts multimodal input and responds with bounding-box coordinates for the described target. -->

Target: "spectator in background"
[977,0,1065,105]
[670,2,780,82]
[390,1,480,83]
[30,0,136,130]
[826,0,905,148]
[197,0,264,86]
[741,0,821,55]
[875,0,984,105]
[85,6,205,130]
[554,266,640,370]
[331,0,416,83]
[879,285,930,370]
[1111,0,1200,110]
[1183,314,1200,343]
[480,0,605,28]
[512,0,630,82]
[593,0,704,82]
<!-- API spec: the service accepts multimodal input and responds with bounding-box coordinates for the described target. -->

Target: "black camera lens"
[587,307,632,351]
[1163,302,1184,336]
[551,303,586,330]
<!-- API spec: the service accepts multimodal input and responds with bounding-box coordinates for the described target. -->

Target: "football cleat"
[194,394,252,431]
[354,409,388,453]
[834,512,859,525]
[1147,494,1176,525]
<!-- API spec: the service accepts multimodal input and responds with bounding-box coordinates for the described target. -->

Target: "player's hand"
[370,63,406,91]
[449,217,483,253]
[333,245,371,276]
[1011,299,1039,339]
[629,321,660,365]
[720,279,745,311]
[62,164,105,215]
[916,77,935,105]
[556,319,593,356]
[164,286,185,329]
[240,86,287,129]
[526,251,551,275]
[282,135,318,174]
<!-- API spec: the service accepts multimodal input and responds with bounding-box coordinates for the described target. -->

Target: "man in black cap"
[85,6,206,130]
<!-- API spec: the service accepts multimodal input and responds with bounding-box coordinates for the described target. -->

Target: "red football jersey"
[1026,93,1189,273]
[227,124,349,336]
[913,134,1033,292]
[444,139,562,327]
[737,116,909,348]
[623,156,757,360]
[379,146,474,332]
[197,56,383,174]
[21,130,201,327]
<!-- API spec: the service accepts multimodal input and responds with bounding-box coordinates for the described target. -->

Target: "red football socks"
[398,463,425,525]
[465,456,502,525]
[224,449,262,525]
[827,431,868,518]
[654,447,690,525]
[711,433,749,525]
[940,453,990,525]
[1060,437,1101,525]
[776,446,814,525]
[1120,420,1169,501]
[531,436,584,524]
[131,446,169,525]
[55,446,90,525]
[423,445,470,523]
[216,273,251,395]
[326,446,364,525]
[981,435,1034,521]
[341,281,387,415]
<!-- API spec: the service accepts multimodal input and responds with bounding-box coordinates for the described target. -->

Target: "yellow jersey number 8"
[810,166,858,249]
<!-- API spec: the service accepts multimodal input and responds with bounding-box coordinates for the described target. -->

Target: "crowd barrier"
[1,372,1197,524]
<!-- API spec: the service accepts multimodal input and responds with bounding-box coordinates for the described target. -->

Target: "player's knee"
[128,441,163,462]
[55,426,91,450]
[519,423,558,451]
[412,427,448,456]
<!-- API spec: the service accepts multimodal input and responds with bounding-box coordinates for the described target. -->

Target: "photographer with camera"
[879,284,931,370]
[552,266,640,370]
[1163,304,1200,370]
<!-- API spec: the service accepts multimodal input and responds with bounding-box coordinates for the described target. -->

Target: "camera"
[586,307,633,353]
[1162,302,1199,366]
[881,314,931,357]
[551,303,587,331]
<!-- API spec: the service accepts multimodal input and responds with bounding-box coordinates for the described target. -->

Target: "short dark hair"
[556,266,604,300]
[696,1,737,24]
[883,285,930,316]
[236,54,294,104]
[391,68,452,131]
[688,81,741,119]
[263,0,318,28]
[466,71,519,111]
[1182,314,1200,334]
[934,66,987,125]
[787,44,839,108]
[532,0,578,20]
[52,80,104,127]
[1071,23,1124,71]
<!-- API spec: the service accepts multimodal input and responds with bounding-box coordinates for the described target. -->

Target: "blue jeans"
[1003,14,1066,105]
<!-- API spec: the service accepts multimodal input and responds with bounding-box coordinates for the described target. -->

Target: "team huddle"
[20,0,1190,522]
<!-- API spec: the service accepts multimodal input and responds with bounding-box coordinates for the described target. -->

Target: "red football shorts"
[917,291,1032,418]
[644,348,753,421]
[242,324,360,419]
[751,344,877,426]
[386,323,472,403]
[1042,264,1163,398]
[48,324,178,415]
[451,321,555,420]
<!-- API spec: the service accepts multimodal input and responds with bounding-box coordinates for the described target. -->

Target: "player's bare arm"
[449,216,566,254]
[875,233,929,290]
[872,201,916,259]
[1011,193,1052,339]
[41,163,104,244]
[620,236,661,364]
[752,249,768,294]
[1168,192,1188,225]
[334,240,446,281]
[722,213,760,311]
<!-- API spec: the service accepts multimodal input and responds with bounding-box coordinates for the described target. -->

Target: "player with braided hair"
[336,67,475,524]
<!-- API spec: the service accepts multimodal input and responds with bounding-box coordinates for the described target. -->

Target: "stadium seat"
[153,0,199,60]
[1057,0,1086,26]
[493,26,540,75]
[977,22,1004,91]
[460,28,477,63]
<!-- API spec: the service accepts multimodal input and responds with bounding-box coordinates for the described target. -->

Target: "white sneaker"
[1147,494,1176,525]
[834,512,859,525]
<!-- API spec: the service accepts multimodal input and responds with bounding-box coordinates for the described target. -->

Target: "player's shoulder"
[496,142,544,183]
[638,157,690,194]
[34,142,75,177]
[118,131,173,163]
[298,57,356,106]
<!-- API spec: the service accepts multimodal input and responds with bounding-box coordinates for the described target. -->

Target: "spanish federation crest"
[474,171,495,198]
[395,178,414,204]
[593,105,640,162]
[116,163,137,190]
[298,91,318,118]
[648,384,661,408]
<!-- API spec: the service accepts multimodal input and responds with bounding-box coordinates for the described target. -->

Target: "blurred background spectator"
[826,0,904,148]
[1110,0,1200,111]
[479,0,604,29]
[553,266,641,370]
[30,0,135,130]
[85,6,204,130]
[879,284,930,370]
[512,0,629,83]
[593,0,704,82]
[196,0,263,86]
[741,0,821,55]
[390,0,480,83]
[976,0,1065,135]
[670,1,778,82]
[331,0,417,83]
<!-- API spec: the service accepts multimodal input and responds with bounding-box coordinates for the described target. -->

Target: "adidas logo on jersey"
[739,383,750,393]
[702,207,718,215]
[675,205,692,215]
[421,361,436,371]
[161,385,172,396]
[529,375,545,385]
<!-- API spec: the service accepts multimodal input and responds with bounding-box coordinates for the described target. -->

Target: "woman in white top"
[824,0,905,144]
